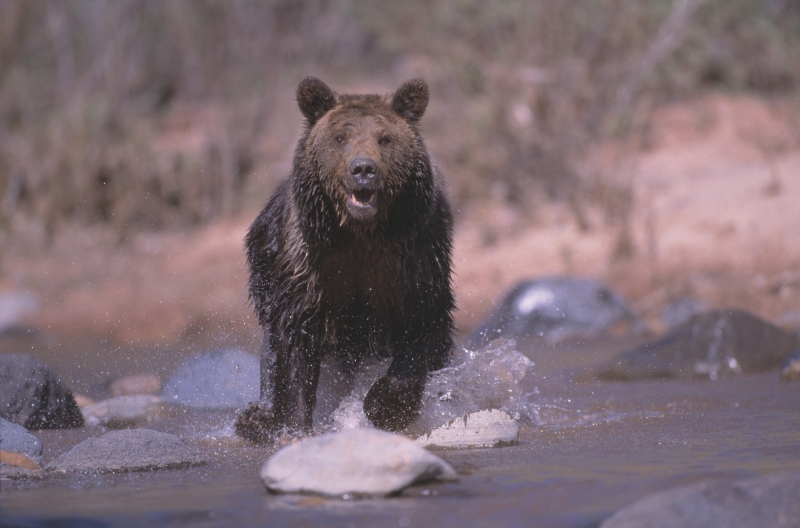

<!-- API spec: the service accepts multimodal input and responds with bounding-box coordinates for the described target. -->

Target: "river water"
[1,335,799,527]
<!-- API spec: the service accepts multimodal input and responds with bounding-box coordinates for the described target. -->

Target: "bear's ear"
[391,79,429,124]
[297,77,337,126]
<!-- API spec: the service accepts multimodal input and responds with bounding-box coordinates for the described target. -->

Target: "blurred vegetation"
[1,0,799,244]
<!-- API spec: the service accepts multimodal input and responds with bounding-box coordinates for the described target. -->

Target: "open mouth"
[349,189,377,208]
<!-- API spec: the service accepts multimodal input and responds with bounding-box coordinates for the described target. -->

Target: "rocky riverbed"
[2,289,799,527]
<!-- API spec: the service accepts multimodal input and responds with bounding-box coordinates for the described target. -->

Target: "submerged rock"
[600,309,800,380]
[0,417,42,467]
[467,277,643,348]
[81,395,180,428]
[0,353,84,429]
[780,348,800,381]
[600,471,800,528]
[328,339,533,443]
[46,428,204,473]
[161,349,259,409]
[260,429,457,496]
[110,373,162,397]
[415,409,519,449]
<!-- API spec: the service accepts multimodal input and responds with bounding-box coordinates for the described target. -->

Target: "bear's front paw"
[235,402,280,444]
[363,376,425,431]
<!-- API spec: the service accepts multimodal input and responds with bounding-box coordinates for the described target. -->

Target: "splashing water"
[326,339,534,436]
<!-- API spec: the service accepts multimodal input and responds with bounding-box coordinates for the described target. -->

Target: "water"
[1,334,799,527]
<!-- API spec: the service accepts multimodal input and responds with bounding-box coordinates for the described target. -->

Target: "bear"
[235,77,455,443]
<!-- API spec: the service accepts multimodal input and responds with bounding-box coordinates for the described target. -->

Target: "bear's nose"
[349,158,378,187]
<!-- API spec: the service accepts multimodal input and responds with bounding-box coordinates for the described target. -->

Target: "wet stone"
[109,373,162,397]
[466,277,644,348]
[260,429,457,497]
[0,353,84,429]
[780,348,800,381]
[46,428,205,473]
[599,309,800,380]
[0,417,42,466]
[415,409,519,449]
[81,395,181,429]
[600,471,800,528]
[161,349,259,409]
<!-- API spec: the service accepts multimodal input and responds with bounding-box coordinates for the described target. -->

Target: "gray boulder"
[161,349,259,409]
[467,277,643,348]
[0,353,84,428]
[46,428,204,473]
[781,348,800,381]
[600,472,800,528]
[0,417,42,466]
[600,309,800,380]
[260,429,457,496]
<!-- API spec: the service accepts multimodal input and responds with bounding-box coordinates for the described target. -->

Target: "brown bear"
[235,77,455,443]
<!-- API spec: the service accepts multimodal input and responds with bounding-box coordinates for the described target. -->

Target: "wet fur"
[235,78,454,442]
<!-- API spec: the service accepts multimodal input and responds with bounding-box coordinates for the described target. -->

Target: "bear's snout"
[346,157,381,217]
[349,158,379,188]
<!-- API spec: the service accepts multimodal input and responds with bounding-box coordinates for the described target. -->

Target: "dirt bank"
[2,94,799,346]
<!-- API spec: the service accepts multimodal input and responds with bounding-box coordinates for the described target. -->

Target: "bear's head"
[294,77,431,226]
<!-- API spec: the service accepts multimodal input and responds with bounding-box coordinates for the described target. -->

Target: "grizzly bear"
[235,77,455,442]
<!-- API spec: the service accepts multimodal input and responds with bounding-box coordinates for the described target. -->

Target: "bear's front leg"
[363,349,427,431]
[235,330,281,443]
[235,329,321,443]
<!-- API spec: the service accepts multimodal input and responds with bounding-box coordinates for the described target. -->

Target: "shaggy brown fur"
[235,77,454,443]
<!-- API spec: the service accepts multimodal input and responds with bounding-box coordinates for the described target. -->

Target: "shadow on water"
[2,334,799,527]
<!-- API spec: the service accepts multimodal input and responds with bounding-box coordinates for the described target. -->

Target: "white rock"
[260,429,457,497]
[415,409,519,449]
[82,395,180,428]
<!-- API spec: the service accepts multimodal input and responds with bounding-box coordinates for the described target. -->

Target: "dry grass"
[2,0,800,248]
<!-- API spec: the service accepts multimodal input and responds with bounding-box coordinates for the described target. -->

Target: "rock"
[0,292,37,337]
[415,409,519,449]
[599,309,800,380]
[0,353,84,428]
[81,395,180,429]
[260,429,457,496]
[600,471,800,528]
[46,428,204,473]
[0,417,42,466]
[467,277,644,348]
[110,373,162,397]
[161,349,259,409]
[0,463,43,480]
[329,339,533,438]
[661,298,709,329]
[780,348,800,381]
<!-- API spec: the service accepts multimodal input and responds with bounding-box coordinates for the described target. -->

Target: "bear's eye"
[378,135,391,146]
[335,134,346,144]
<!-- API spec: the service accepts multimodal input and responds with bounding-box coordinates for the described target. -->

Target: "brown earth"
[2,94,800,348]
